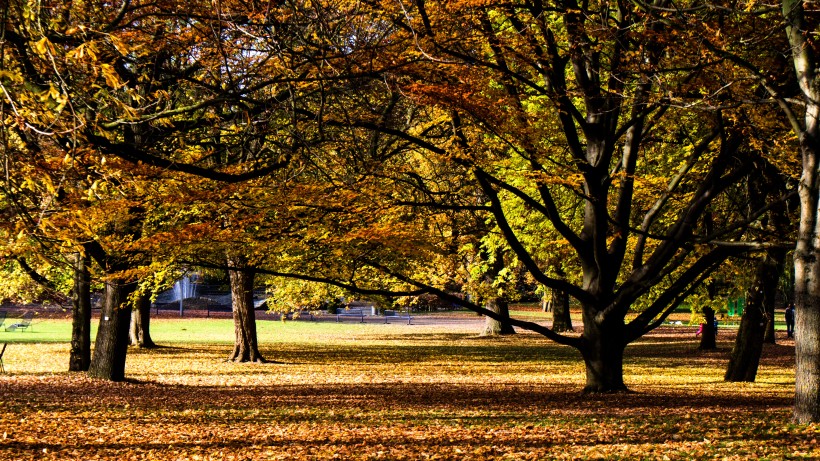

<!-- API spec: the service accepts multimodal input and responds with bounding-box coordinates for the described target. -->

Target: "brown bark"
[227,255,265,363]
[763,309,777,344]
[783,0,820,424]
[129,292,156,348]
[480,297,515,336]
[725,250,785,382]
[580,308,627,393]
[69,251,91,372]
[87,278,136,381]
[551,290,573,333]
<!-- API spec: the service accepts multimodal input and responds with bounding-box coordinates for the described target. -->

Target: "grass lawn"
[0,316,816,460]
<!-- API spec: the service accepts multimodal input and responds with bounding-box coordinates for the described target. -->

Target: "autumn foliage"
[2,0,820,428]
[0,318,817,460]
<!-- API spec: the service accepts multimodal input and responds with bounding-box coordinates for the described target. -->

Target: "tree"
[226,254,264,363]
[725,249,786,381]
[724,150,794,380]
[716,0,820,421]
[780,0,820,422]
[68,250,92,371]
[87,275,136,381]
[85,205,146,382]
[549,289,573,333]
[319,0,775,392]
[2,0,804,395]
[0,0,360,370]
[129,292,155,348]
[698,306,718,351]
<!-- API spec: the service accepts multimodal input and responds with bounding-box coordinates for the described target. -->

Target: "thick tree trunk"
[227,256,265,362]
[725,250,785,382]
[794,262,820,423]
[792,131,820,421]
[129,292,156,348]
[698,306,717,350]
[87,278,136,381]
[551,290,573,332]
[792,79,820,423]
[69,252,91,372]
[480,297,515,336]
[783,0,820,424]
[794,136,820,421]
[580,308,628,392]
[725,301,764,382]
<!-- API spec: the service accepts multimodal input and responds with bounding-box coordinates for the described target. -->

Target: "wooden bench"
[5,311,33,332]
[383,310,412,325]
[336,308,365,322]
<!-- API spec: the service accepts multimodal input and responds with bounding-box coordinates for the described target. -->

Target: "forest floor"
[0,315,813,460]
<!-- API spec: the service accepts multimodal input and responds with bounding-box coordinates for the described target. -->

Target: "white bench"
[5,311,33,332]
[287,309,315,321]
[336,308,365,322]
[383,310,412,325]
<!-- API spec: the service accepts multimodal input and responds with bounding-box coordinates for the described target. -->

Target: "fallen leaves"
[0,323,815,460]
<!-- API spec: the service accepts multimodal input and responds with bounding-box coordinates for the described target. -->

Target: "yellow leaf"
[109,35,130,56]
[33,37,51,56]
[100,64,124,89]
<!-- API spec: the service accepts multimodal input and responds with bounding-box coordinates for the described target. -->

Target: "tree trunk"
[69,251,91,372]
[227,256,265,362]
[541,292,551,312]
[480,297,515,336]
[551,290,573,332]
[87,278,136,381]
[698,306,717,350]
[794,247,820,423]
[782,0,820,424]
[763,307,777,344]
[725,250,785,381]
[580,308,628,392]
[129,292,156,348]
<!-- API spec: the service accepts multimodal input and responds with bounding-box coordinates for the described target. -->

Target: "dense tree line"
[0,0,817,422]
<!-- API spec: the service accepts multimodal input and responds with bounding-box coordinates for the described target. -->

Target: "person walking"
[785,303,795,338]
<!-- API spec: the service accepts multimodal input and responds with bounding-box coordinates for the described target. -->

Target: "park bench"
[0,311,5,330]
[0,343,5,373]
[336,308,365,322]
[5,311,33,332]
[383,309,412,325]
[286,309,315,321]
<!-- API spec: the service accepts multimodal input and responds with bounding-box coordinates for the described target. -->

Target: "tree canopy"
[1,0,815,418]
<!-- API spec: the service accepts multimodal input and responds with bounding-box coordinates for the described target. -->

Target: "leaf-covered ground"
[0,318,816,460]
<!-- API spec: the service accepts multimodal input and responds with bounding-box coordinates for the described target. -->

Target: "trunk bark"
[87,278,136,381]
[551,290,573,332]
[783,0,820,424]
[725,250,785,381]
[227,256,265,362]
[129,292,156,348]
[580,308,628,392]
[764,308,777,344]
[698,306,717,350]
[792,80,820,423]
[69,252,91,372]
[480,297,515,336]
[794,254,820,423]
[541,292,550,312]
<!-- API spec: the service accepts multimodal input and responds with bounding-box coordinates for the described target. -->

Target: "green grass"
[0,316,486,345]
